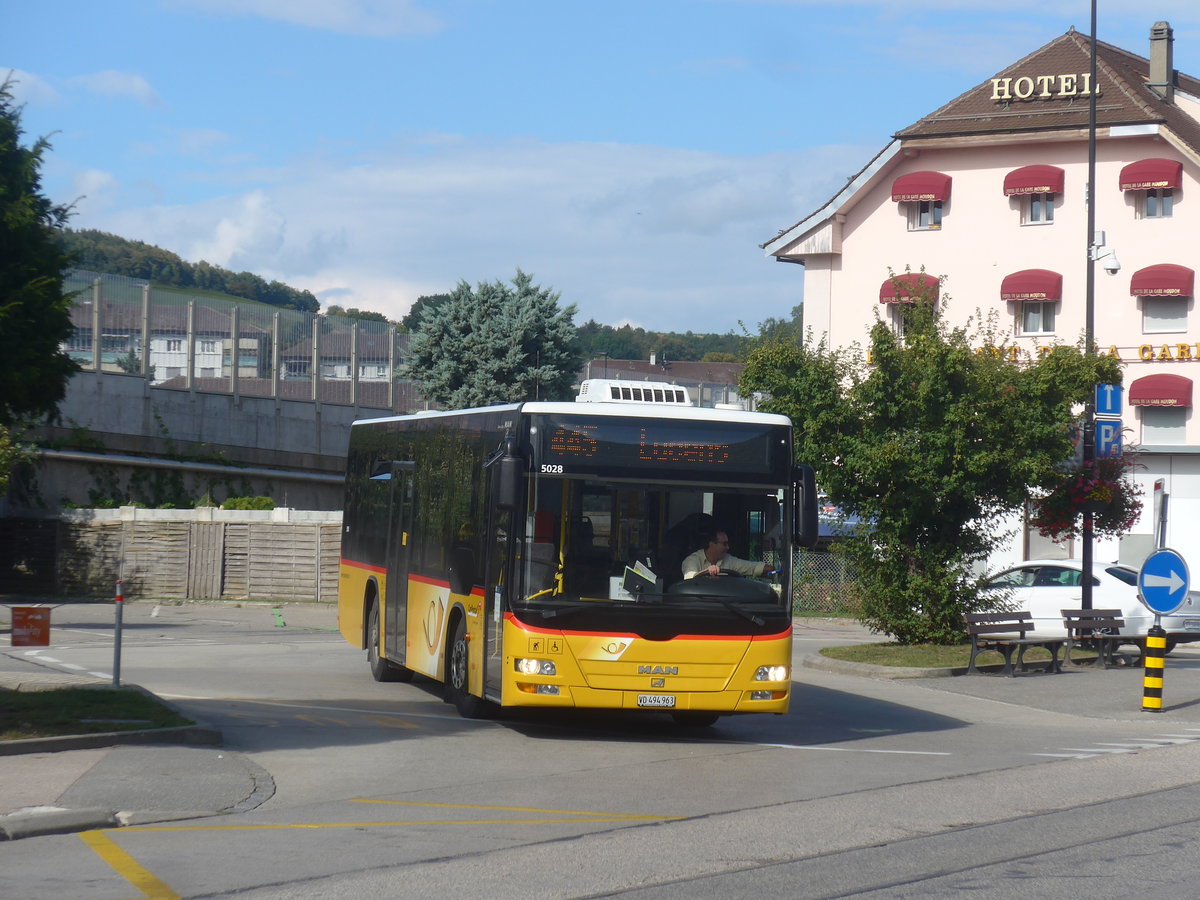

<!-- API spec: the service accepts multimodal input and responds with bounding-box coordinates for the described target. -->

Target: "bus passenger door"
[384,464,415,665]
[483,505,512,701]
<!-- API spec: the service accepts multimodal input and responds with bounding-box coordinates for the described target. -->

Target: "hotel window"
[892,171,950,233]
[1141,188,1174,219]
[886,302,917,337]
[1020,301,1056,335]
[1022,193,1055,224]
[1141,407,1186,445]
[1142,296,1188,333]
[1120,159,1181,219]
[907,200,942,231]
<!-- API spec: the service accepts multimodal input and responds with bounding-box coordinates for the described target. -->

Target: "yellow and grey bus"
[337,382,818,724]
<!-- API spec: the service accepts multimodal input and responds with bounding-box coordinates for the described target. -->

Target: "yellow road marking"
[361,714,421,729]
[79,830,181,900]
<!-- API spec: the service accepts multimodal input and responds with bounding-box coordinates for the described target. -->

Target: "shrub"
[220,496,275,511]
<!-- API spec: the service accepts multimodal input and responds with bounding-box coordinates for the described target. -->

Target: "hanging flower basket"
[1030,454,1142,542]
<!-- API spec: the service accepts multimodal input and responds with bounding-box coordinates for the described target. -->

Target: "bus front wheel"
[368,602,413,683]
[447,617,490,718]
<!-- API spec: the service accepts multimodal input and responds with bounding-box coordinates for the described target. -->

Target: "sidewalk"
[0,667,267,841]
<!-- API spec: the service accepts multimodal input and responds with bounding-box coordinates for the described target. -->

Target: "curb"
[0,724,222,757]
[802,654,964,679]
[0,807,119,841]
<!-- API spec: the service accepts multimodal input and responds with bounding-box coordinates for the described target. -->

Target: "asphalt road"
[4,601,1200,898]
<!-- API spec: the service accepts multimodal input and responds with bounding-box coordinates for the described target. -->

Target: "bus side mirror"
[491,441,524,511]
[792,465,818,550]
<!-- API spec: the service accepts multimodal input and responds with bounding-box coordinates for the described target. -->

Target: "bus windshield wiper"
[668,591,766,626]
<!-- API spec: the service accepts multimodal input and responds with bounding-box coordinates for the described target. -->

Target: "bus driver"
[682,529,777,579]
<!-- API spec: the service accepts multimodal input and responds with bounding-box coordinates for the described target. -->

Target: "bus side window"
[448,545,476,595]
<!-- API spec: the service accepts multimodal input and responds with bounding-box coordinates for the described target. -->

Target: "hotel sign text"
[991,73,1100,102]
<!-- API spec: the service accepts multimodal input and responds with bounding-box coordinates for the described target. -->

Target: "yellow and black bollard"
[1142,624,1167,712]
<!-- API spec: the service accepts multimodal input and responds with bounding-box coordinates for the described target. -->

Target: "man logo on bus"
[638,665,679,675]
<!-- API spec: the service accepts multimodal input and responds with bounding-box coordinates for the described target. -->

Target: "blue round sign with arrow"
[1138,548,1191,615]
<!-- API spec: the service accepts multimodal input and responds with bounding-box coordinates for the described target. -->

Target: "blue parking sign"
[1095,383,1122,417]
[1095,419,1122,458]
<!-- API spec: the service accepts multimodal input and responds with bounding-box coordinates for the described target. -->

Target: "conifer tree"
[0,76,78,427]
[407,270,581,408]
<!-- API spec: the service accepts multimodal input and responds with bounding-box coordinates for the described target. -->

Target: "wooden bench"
[1061,608,1138,668]
[965,611,1065,676]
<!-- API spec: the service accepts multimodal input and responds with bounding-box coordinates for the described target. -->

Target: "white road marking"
[752,742,950,756]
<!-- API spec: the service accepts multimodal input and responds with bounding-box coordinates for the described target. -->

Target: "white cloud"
[70,70,163,107]
[171,0,442,36]
[176,128,234,156]
[71,169,121,215]
[3,68,60,105]
[80,135,853,331]
[188,190,287,269]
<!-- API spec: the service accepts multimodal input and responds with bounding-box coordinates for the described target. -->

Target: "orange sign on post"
[11,607,51,647]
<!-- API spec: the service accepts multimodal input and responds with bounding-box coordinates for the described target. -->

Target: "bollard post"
[1142,623,1167,712]
[113,579,124,688]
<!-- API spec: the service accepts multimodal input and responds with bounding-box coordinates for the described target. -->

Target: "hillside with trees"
[60,229,319,312]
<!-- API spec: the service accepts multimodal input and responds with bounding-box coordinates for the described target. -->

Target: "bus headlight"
[755,665,788,682]
[516,658,557,676]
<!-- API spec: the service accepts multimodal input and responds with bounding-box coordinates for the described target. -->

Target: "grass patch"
[820,643,974,667]
[0,687,192,741]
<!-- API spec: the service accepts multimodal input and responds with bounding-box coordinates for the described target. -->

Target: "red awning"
[1000,269,1062,301]
[1129,373,1193,408]
[879,273,940,304]
[891,171,952,202]
[1003,165,1064,196]
[1119,158,1182,191]
[1130,264,1195,297]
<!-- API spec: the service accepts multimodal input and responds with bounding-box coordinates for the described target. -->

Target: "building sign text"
[991,73,1100,103]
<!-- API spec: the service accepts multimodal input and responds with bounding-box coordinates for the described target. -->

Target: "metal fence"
[63,270,427,413]
[792,549,860,617]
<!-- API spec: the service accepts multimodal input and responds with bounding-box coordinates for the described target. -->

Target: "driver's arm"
[681,549,714,579]
[721,556,771,577]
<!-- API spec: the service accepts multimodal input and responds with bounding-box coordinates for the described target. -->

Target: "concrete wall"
[10,370,378,513]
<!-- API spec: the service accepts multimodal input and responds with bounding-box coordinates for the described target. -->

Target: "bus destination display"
[538,416,784,478]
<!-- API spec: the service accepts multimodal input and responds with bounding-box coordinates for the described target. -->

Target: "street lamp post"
[1082,0,1100,611]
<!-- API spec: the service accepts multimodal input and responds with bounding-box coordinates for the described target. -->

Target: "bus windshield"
[512,474,788,635]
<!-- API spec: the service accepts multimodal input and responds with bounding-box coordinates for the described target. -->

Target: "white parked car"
[981,559,1200,650]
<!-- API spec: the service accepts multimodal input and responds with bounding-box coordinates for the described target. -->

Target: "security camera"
[1102,252,1121,274]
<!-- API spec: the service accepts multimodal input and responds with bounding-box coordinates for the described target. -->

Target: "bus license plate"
[637,694,675,708]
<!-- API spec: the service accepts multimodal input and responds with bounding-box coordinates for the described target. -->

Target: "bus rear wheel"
[368,602,413,683]
[447,617,490,718]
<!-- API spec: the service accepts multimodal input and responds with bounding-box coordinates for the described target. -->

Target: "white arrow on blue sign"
[1095,383,1122,417]
[1139,548,1191,615]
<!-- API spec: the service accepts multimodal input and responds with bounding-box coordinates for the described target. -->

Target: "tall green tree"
[407,270,582,408]
[0,76,78,427]
[742,279,1126,644]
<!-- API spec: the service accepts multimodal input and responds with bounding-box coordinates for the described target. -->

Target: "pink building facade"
[765,23,1200,569]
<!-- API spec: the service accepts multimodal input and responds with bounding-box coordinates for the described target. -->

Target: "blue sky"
[7,1,1200,333]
